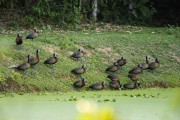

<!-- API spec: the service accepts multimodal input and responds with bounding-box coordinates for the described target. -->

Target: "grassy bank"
[0,26,180,92]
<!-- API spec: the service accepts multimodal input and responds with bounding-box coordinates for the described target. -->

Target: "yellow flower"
[76,100,118,120]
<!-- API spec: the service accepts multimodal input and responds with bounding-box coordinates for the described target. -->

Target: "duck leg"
[121,66,125,71]
[20,45,22,49]
[24,71,28,77]
[51,65,56,72]
[16,45,20,50]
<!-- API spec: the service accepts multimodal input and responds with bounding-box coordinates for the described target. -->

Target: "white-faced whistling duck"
[141,56,149,72]
[15,54,31,71]
[128,64,143,74]
[122,82,141,90]
[109,81,121,90]
[9,55,31,77]
[16,34,23,49]
[29,49,40,67]
[105,62,120,72]
[107,73,119,81]
[89,81,105,90]
[71,65,86,75]
[73,78,86,88]
[117,57,127,68]
[44,53,58,71]
[128,74,140,82]
[71,49,84,59]
[148,58,159,70]
[26,28,38,40]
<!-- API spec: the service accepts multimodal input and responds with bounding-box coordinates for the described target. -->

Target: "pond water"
[0,88,179,120]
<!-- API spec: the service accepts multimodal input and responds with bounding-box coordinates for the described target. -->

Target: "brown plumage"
[129,64,143,74]
[26,28,38,40]
[122,82,141,90]
[128,74,140,81]
[71,65,86,75]
[89,81,105,90]
[44,53,58,65]
[10,55,31,71]
[71,49,84,59]
[16,34,23,46]
[107,73,119,81]
[29,49,40,66]
[117,57,127,66]
[109,81,120,90]
[105,62,120,72]
[148,58,159,70]
[73,78,86,88]
[141,56,149,70]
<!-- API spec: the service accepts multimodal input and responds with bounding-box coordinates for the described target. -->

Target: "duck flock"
[12,29,160,91]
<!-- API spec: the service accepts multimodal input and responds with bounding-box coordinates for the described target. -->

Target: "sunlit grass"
[0,26,180,92]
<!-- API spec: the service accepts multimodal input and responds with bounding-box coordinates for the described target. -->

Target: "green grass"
[0,26,180,92]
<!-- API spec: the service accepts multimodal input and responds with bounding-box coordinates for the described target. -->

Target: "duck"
[44,53,58,65]
[117,57,127,67]
[89,81,105,90]
[128,64,143,74]
[107,73,119,81]
[71,65,86,75]
[26,28,38,40]
[15,34,23,48]
[148,58,159,70]
[14,55,31,71]
[73,78,86,88]
[71,49,84,59]
[109,81,121,90]
[9,55,31,77]
[128,74,140,82]
[122,82,141,90]
[105,62,120,72]
[29,49,40,66]
[44,53,58,71]
[141,56,149,70]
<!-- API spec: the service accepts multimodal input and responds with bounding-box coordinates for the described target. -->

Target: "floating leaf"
[150,95,155,98]
[136,93,141,97]
[112,99,116,102]
[103,99,110,102]
[122,94,128,96]
[97,100,102,102]
[55,98,60,101]
[69,96,77,101]
[63,99,67,102]
[130,95,134,97]
[143,94,149,98]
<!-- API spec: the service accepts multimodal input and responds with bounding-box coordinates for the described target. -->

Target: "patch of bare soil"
[79,46,93,57]
[42,44,60,54]
[0,77,20,92]
[68,51,74,56]
[61,75,72,80]
[97,47,112,54]
[172,53,180,63]
[0,78,40,93]
[2,54,12,62]
[101,58,110,64]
